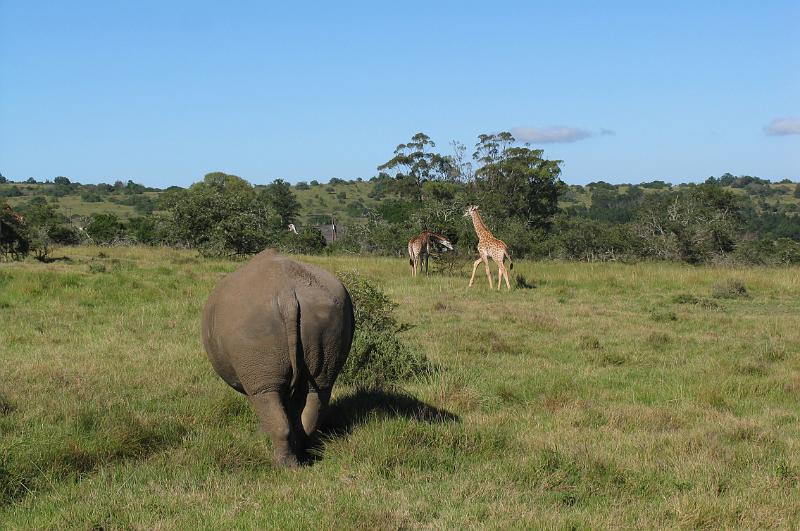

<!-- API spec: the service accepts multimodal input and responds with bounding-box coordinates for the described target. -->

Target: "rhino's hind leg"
[247,391,298,468]
[301,389,330,437]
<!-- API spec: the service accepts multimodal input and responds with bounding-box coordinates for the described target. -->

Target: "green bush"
[278,227,327,255]
[47,223,81,245]
[127,217,159,244]
[733,238,800,265]
[81,192,103,202]
[1,204,30,260]
[159,173,282,256]
[87,213,123,244]
[337,271,432,389]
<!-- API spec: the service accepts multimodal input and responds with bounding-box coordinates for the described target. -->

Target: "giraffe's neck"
[470,211,494,241]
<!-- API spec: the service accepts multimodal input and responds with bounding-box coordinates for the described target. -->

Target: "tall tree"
[471,132,564,229]
[448,140,473,183]
[160,173,281,256]
[472,132,515,166]
[262,178,300,226]
[377,133,454,201]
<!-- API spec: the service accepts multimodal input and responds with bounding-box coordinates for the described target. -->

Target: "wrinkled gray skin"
[202,249,354,467]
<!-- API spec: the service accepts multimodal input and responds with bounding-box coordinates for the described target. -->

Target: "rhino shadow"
[301,387,460,464]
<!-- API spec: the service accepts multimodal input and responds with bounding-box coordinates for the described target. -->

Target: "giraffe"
[408,230,454,277]
[464,205,513,290]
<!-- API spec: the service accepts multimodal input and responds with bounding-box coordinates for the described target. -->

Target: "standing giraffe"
[408,230,454,277]
[464,205,513,290]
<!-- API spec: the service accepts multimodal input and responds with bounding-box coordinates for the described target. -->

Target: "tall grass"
[1,246,798,528]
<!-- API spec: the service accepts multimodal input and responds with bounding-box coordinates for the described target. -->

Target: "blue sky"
[1,1,798,187]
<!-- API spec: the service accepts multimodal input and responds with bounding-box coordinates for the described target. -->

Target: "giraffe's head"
[434,235,454,251]
[463,205,479,217]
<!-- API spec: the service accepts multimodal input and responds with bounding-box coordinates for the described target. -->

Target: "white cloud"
[764,117,800,136]
[511,126,593,144]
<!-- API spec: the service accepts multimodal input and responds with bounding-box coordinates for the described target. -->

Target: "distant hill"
[2,175,798,229]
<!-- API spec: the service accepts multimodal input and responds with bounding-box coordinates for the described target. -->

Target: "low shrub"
[431,250,463,276]
[338,271,433,388]
[580,335,602,350]
[650,309,678,322]
[712,280,750,299]
[672,293,700,304]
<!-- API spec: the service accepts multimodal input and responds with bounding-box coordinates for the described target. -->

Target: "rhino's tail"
[279,289,302,395]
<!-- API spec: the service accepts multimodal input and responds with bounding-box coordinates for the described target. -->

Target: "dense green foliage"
[1,132,797,263]
[337,271,432,388]
[0,204,30,260]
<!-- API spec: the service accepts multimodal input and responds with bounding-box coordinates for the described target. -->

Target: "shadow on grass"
[0,409,187,507]
[34,255,73,263]
[301,387,459,464]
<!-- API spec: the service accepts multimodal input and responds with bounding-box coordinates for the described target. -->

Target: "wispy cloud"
[511,126,592,144]
[764,117,800,136]
[599,128,616,136]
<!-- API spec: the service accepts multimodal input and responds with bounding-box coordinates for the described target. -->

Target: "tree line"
[1,134,799,265]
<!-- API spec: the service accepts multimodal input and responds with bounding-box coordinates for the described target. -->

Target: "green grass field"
[1,246,799,528]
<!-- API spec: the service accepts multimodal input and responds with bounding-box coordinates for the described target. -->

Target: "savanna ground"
[1,246,799,529]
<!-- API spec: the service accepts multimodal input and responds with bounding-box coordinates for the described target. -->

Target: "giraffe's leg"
[483,257,493,289]
[503,262,511,290]
[497,262,508,291]
[469,258,483,287]
[424,253,429,276]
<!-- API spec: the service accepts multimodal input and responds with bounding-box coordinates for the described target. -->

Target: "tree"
[279,226,327,254]
[472,132,515,166]
[635,184,742,263]
[123,180,146,194]
[47,223,81,245]
[262,179,301,226]
[0,173,7,184]
[53,176,71,185]
[160,173,281,256]
[1,204,30,260]
[128,217,158,244]
[17,196,61,227]
[377,133,455,201]
[87,213,123,244]
[586,186,644,223]
[449,140,473,182]
[470,133,564,229]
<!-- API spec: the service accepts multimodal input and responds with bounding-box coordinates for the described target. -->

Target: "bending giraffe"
[464,205,513,290]
[408,230,454,277]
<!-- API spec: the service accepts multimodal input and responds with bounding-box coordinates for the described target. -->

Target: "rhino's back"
[201,249,352,393]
